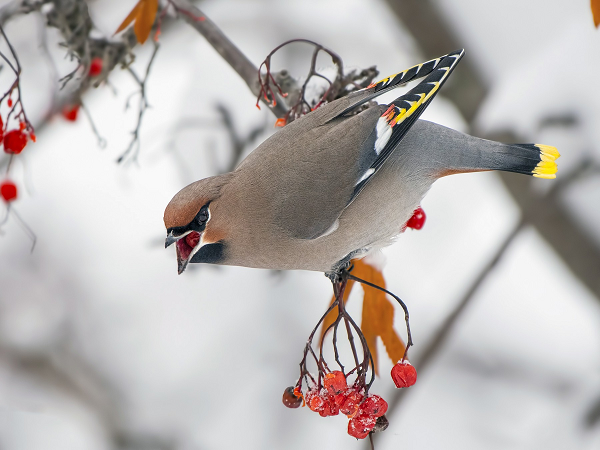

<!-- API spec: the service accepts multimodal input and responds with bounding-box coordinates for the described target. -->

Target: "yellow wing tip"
[535,144,560,161]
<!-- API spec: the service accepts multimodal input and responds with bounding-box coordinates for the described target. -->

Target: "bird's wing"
[348,49,464,201]
[257,50,464,240]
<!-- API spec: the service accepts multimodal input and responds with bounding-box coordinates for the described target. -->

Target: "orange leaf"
[134,0,159,44]
[115,1,141,34]
[593,0,600,27]
[319,259,406,377]
[115,0,159,44]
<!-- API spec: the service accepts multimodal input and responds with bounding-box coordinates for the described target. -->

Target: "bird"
[163,49,559,278]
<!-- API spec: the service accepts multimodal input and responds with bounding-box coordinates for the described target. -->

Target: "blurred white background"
[1,0,600,449]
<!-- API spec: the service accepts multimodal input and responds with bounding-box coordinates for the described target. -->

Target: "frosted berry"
[406,206,426,230]
[339,388,364,417]
[0,180,17,202]
[358,394,388,418]
[62,105,80,122]
[305,390,325,413]
[318,391,339,417]
[348,413,377,439]
[89,57,103,77]
[391,360,417,388]
[324,370,347,396]
[282,386,302,409]
[3,130,27,154]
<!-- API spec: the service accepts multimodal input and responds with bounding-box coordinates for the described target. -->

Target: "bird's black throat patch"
[190,241,225,264]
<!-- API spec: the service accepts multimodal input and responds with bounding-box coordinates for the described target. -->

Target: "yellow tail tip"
[533,160,558,178]
[535,144,560,161]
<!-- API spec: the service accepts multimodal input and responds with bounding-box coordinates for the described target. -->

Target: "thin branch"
[117,41,160,163]
[169,0,288,118]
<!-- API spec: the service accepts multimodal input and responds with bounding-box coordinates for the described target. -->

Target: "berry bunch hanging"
[282,272,419,441]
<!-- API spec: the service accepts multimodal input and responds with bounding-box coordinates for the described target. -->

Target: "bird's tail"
[407,121,560,180]
[485,143,560,179]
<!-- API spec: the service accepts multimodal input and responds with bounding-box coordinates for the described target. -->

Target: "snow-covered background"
[1,0,600,449]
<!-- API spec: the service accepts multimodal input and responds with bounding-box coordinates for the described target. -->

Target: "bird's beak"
[167,230,202,275]
[165,232,178,248]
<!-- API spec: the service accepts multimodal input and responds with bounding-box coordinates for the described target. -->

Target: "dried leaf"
[593,0,600,27]
[134,0,159,44]
[115,1,141,34]
[115,0,159,44]
[320,259,406,376]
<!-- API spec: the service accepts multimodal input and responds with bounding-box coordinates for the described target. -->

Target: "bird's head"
[164,175,231,274]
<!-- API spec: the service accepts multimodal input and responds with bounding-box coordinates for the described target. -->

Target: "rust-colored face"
[163,175,231,229]
[164,194,211,230]
[164,175,233,274]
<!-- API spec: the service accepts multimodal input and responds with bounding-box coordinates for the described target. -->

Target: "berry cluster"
[0,35,37,248]
[1,117,35,204]
[284,370,390,440]
[282,271,419,441]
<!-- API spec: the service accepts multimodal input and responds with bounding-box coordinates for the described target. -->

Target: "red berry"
[406,206,426,230]
[7,98,12,108]
[185,231,200,248]
[348,413,377,439]
[62,105,80,122]
[358,395,388,418]
[3,130,28,154]
[318,391,339,417]
[0,115,4,140]
[282,386,302,409]
[324,371,347,396]
[391,360,417,388]
[19,122,25,131]
[89,57,103,77]
[0,179,17,202]
[305,390,325,413]
[339,388,364,417]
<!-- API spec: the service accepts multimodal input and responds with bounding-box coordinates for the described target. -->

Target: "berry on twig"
[0,180,17,202]
[391,360,417,388]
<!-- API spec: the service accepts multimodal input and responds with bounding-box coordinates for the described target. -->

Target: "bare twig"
[168,0,288,118]
[117,41,160,163]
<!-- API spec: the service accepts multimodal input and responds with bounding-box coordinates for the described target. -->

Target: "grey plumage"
[164,50,559,275]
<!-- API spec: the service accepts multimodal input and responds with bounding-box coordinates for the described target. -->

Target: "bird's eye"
[196,207,209,224]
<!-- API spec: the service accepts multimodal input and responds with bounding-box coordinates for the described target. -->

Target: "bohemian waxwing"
[164,49,559,277]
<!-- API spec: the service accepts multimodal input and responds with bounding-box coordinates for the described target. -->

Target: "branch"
[169,0,288,118]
